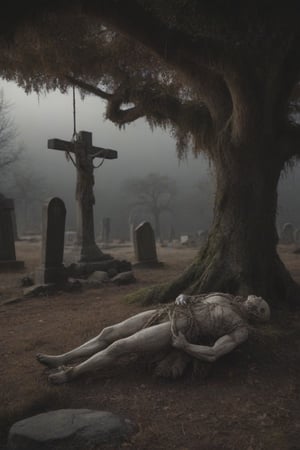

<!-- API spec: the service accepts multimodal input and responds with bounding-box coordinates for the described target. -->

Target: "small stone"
[111,271,136,285]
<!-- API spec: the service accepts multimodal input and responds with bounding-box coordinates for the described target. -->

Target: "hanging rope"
[72,84,78,141]
[65,84,105,170]
[65,85,78,167]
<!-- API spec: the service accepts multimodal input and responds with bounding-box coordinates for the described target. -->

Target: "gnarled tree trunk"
[136,138,299,306]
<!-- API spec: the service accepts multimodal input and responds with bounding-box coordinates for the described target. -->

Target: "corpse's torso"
[171,293,247,344]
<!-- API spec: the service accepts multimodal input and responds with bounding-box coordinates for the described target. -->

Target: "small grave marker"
[101,217,111,244]
[134,222,161,266]
[0,194,24,270]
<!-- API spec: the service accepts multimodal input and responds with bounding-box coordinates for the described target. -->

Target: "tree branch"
[69,76,214,152]
[66,76,112,100]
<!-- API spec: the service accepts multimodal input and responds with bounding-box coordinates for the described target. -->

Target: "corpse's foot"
[48,367,73,385]
[36,353,63,369]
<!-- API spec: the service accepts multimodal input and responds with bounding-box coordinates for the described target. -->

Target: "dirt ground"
[0,241,300,450]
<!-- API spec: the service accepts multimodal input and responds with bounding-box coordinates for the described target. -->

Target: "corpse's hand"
[174,294,189,306]
[172,332,188,350]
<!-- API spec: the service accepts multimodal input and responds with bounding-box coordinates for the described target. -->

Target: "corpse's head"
[244,295,270,322]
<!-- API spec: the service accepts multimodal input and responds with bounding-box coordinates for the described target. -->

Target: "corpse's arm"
[172,327,249,362]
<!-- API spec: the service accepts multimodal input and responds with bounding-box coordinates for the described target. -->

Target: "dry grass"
[0,241,299,449]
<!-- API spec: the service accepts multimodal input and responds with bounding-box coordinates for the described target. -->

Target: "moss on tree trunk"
[127,144,300,307]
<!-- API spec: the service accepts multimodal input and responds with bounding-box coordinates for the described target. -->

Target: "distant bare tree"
[124,173,176,242]
[8,158,50,234]
[0,89,21,173]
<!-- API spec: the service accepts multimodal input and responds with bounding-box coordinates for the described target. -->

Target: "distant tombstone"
[295,229,300,245]
[180,235,189,245]
[129,223,136,244]
[197,229,209,245]
[134,221,158,265]
[10,199,19,241]
[65,231,77,246]
[101,217,111,244]
[169,225,176,242]
[0,194,24,270]
[280,223,295,244]
[35,197,67,284]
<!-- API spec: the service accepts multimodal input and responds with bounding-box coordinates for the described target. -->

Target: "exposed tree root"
[125,247,300,308]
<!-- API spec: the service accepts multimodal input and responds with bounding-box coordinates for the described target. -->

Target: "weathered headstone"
[35,197,66,284]
[295,228,300,245]
[134,221,160,266]
[280,222,295,244]
[101,217,111,244]
[0,194,24,270]
[65,230,77,246]
[180,235,189,245]
[169,225,176,242]
[48,130,117,262]
[10,199,20,241]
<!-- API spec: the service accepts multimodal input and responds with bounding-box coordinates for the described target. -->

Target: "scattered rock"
[66,259,132,278]
[63,278,83,291]
[2,296,24,306]
[88,271,109,283]
[107,267,118,278]
[111,271,136,285]
[21,275,34,287]
[23,284,56,297]
[7,409,138,450]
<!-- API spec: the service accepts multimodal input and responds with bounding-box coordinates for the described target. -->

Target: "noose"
[65,85,79,168]
[66,85,105,170]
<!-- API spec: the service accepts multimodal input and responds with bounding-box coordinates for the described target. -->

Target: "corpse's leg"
[49,321,172,384]
[37,309,157,368]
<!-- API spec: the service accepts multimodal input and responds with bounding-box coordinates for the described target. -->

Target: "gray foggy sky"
[1,78,300,235]
[1,78,215,236]
[1,79,212,192]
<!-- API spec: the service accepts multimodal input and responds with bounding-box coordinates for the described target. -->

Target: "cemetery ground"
[0,241,300,450]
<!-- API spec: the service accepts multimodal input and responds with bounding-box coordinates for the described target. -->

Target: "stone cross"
[35,197,66,284]
[0,194,24,270]
[48,130,117,262]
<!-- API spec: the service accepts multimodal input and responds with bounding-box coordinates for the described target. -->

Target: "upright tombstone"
[0,194,24,270]
[101,217,111,244]
[35,197,67,284]
[10,199,19,241]
[134,221,160,266]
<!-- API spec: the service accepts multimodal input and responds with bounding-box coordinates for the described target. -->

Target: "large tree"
[0,1,300,305]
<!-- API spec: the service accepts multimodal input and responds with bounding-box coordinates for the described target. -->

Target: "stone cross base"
[79,245,113,263]
[0,260,24,271]
[35,264,67,285]
[133,260,164,268]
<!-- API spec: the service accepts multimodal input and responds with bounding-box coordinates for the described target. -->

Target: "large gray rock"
[88,270,109,283]
[8,409,137,450]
